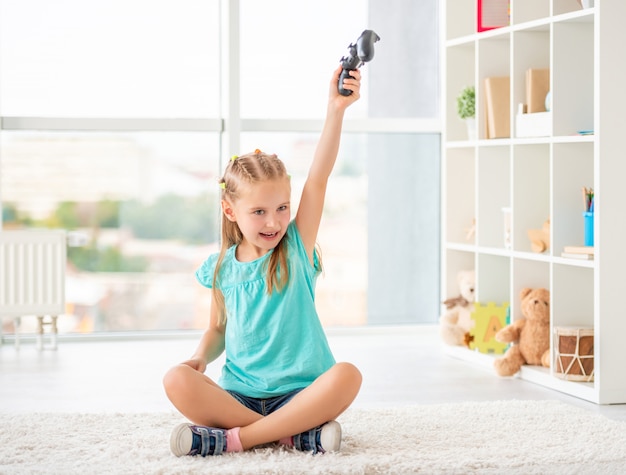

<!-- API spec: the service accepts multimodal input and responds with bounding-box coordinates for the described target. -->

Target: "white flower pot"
[465,117,477,141]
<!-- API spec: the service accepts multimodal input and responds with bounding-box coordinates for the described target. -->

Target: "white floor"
[1,325,625,422]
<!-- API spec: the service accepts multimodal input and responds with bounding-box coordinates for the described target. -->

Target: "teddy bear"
[494,287,551,376]
[439,270,475,346]
[527,218,550,253]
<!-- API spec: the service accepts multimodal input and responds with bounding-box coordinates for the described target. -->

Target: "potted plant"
[456,85,476,140]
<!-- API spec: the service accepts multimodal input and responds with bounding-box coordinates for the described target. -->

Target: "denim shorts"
[226,388,304,416]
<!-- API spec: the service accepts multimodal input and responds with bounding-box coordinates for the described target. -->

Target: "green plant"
[456,85,475,119]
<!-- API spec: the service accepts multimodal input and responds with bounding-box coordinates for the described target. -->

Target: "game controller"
[338,29,380,96]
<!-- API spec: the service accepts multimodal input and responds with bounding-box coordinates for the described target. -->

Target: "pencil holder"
[583,211,594,246]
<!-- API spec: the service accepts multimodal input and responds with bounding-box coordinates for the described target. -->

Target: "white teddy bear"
[439,270,476,347]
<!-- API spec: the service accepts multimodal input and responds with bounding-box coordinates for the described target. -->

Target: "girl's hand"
[330,65,361,108]
[182,357,207,374]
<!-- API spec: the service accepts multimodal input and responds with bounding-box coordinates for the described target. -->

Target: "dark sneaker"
[292,420,342,454]
[170,423,227,457]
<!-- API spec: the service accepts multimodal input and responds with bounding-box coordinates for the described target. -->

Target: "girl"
[163,65,363,457]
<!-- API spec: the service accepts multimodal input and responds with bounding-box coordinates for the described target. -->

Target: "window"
[240,0,369,118]
[0,0,220,118]
[1,0,441,338]
[1,131,220,332]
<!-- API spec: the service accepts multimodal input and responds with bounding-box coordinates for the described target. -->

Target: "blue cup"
[583,211,594,246]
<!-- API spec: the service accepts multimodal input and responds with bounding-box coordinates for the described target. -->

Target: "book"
[563,246,595,255]
[561,252,594,260]
[525,68,550,113]
[484,76,510,139]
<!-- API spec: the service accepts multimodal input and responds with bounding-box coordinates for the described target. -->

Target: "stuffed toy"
[527,218,550,253]
[494,287,551,376]
[439,270,475,346]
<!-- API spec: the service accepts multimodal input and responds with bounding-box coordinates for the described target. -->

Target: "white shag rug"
[1,400,626,475]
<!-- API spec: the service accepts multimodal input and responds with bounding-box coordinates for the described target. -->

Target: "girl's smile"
[260,231,280,240]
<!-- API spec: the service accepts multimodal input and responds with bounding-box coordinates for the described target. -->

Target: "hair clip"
[219,182,226,190]
[254,149,262,154]
[230,155,238,161]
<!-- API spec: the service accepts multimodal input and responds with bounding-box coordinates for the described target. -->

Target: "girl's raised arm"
[295,66,361,262]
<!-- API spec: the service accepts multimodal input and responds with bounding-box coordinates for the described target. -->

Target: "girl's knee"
[162,364,190,395]
[334,362,362,389]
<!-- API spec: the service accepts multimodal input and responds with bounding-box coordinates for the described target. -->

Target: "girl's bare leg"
[163,364,263,428]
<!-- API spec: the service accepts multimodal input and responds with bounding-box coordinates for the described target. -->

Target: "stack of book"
[561,246,594,260]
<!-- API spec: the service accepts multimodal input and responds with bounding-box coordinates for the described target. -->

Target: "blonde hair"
[213,150,290,324]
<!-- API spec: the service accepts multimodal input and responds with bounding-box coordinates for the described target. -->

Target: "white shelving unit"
[441,0,626,404]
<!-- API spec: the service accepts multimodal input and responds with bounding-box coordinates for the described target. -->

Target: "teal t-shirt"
[195,220,336,398]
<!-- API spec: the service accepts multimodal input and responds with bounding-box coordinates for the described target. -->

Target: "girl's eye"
[253,210,264,216]
[278,205,288,212]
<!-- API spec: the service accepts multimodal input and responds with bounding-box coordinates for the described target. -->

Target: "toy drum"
[553,326,594,382]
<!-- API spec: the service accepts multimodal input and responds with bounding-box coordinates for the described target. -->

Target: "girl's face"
[222,177,291,261]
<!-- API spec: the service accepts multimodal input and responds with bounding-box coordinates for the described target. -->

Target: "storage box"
[516,111,552,138]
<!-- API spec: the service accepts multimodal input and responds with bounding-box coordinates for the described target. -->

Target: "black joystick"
[338,29,380,96]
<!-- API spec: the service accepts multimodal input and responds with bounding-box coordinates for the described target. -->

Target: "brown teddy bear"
[527,218,550,253]
[439,270,475,347]
[494,287,551,376]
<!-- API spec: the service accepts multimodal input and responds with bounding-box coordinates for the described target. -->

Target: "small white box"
[515,112,552,138]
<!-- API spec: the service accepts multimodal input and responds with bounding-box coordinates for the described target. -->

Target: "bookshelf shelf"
[441,0,626,404]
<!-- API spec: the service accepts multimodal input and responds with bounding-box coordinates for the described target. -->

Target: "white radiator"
[0,230,67,349]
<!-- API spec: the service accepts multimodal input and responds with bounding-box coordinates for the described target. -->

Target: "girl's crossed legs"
[163,362,362,452]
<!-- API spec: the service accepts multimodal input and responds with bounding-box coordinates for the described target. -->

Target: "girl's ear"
[221,200,237,222]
